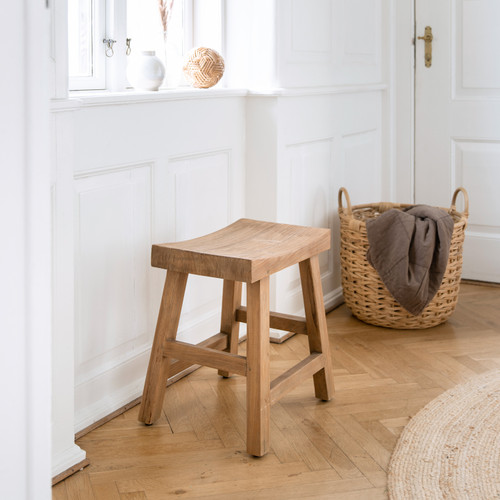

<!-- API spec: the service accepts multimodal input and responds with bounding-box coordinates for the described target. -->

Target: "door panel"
[415,0,500,282]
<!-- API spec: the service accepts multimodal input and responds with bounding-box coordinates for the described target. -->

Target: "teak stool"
[138,218,334,456]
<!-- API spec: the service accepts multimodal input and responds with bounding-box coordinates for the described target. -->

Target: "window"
[127,0,187,87]
[68,0,195,91]
[68,0,105,89]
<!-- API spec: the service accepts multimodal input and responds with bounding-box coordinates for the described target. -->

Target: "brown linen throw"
[366,205,454,316]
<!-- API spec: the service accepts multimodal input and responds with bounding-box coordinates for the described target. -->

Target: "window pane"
[68,0,93,78]
[127,0,185,87]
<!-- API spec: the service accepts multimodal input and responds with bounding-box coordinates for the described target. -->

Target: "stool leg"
[138,270,188,425]
[218,280,242,377]
[299,256,335,401]
[246,277,270,457]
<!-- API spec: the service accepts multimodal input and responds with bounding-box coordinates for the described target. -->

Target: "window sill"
[66,87,247,108]
[50,83,388,111]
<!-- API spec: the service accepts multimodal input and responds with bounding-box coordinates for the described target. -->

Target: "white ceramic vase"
[127,51,165,91]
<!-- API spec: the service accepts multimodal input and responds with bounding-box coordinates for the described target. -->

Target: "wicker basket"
[338,187,469,329]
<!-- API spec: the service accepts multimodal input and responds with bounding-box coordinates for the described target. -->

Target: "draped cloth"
[366,205,454,316]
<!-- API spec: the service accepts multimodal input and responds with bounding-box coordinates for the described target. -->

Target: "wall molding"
[249,83,387,97]
[74,160,155,179]
[168,147,233,163]
[324,286,345,312]
[466,231,500,241]
[50,99,82,112]
[341,127,378,139]
[75,342,152,388]
[62,88,247,108]
[51,444,87,479]
[52,459,90,486]
[75,373,146,433]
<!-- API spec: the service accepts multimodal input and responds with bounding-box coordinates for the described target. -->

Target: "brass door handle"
[417,26,433,67]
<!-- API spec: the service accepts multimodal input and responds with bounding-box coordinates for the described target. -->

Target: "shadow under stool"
[138,218,335,456]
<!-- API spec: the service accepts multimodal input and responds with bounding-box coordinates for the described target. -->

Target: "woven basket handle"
[338,187,352,215]
[450,187,469,216]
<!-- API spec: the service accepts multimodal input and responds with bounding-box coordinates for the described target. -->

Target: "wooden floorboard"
[53,283,500,499]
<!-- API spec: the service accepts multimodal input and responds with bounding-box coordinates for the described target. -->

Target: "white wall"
[276,0,382,87]
[50,0,395,478]
[69,94,246,431]
[245,0,386,318]
[0,1,52,498]
[51,106,87,478]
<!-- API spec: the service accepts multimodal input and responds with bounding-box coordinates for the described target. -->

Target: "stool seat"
[139,218,335,457]
[152,218,331,282]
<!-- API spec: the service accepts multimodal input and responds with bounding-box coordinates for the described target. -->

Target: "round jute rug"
[388,370,500,499]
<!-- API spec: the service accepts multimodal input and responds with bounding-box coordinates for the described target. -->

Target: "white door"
[415,0,500,282]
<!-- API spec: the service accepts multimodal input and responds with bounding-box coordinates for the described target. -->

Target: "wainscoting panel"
[343,0,379,63]
[277,0,382,86]
[72,149,241,429]
[74,163,153,389]
[163,150,233,345]
[287,0,333,62]
[246,90,383,322]
[341,128,382,204]
[277,138,335,313]
[169,150,231,241]
[67,96,246,432]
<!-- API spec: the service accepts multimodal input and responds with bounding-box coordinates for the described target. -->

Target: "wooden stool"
[138,218,334,456]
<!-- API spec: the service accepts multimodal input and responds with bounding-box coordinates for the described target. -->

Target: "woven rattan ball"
[183,47,225,88]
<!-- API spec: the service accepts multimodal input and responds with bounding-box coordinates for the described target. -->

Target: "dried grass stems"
[158,0,175,41]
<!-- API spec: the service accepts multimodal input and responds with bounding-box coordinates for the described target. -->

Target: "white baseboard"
[52,444,87,478]
[75,378,144,433]
[324,286,345,312]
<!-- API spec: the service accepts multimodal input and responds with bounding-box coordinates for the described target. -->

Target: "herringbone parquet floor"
[53,283,500,500]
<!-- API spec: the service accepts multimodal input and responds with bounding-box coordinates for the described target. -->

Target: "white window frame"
[69,0,106,90]
[184,0,194,55]
[104,0,127,91]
